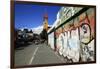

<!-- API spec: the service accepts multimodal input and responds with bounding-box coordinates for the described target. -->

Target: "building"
[43,13,49,31]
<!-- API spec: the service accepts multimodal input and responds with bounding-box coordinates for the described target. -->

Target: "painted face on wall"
[80,23,91,44]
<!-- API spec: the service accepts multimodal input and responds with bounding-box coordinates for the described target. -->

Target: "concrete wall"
[48,8,95,62]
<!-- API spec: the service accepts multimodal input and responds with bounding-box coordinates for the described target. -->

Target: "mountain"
[32,25,52,34]
[32,26,43,34]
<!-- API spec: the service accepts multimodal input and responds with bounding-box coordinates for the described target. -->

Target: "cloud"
[48,25,52,27]
[32,24,52,34]
[32,26,43,34]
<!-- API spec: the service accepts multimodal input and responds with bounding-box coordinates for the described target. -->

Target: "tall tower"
[43,13,48,31]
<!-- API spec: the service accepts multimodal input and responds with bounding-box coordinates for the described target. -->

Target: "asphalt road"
[14,43,66,67]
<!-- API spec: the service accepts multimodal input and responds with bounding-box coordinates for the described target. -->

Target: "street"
[15,43,66,66]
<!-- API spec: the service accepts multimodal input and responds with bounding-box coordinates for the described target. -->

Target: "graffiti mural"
[54,8,95,62]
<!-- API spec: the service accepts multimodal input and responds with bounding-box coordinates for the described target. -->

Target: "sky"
[15,2,61,30]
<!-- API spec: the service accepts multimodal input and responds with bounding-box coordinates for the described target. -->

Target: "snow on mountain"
[32,25,52,34]
[19,25,52,34]
[32,26,43,34]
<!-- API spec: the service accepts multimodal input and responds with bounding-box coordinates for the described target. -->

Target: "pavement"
[14,43,66,67]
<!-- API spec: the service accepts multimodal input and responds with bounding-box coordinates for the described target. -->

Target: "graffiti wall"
[55,8,95,62]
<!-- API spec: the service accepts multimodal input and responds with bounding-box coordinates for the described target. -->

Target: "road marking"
[29,47,39,65]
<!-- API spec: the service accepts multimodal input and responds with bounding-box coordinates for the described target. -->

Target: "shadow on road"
[15,42,33,50]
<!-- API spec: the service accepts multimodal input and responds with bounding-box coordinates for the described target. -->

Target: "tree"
[23,28,28,33]
[29,29,33,33]
[40,29,48,41]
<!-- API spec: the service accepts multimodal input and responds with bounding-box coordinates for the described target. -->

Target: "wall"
[54,8,95,62]
[48,32,54,50]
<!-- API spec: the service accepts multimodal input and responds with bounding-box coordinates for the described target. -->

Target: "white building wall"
[48,32,54,50]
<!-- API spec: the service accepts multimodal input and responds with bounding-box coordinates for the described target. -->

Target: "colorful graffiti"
[48,8,95,62]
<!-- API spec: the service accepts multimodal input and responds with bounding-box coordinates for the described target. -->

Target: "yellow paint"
[43,14,48,31]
